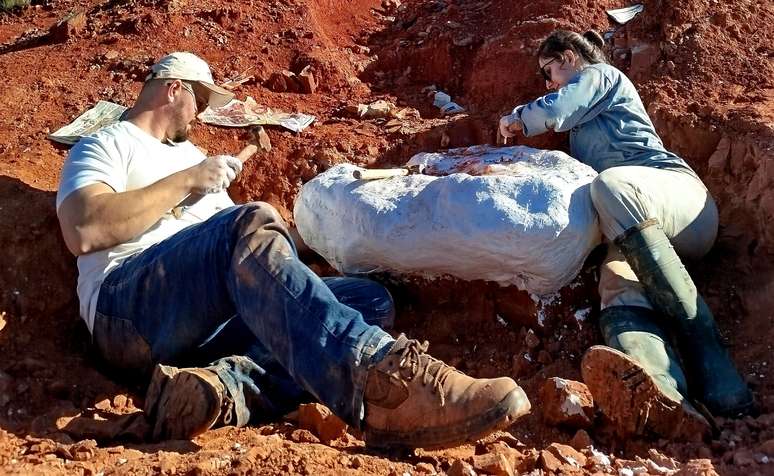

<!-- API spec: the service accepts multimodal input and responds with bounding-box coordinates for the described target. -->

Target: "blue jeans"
[91,203,395,429]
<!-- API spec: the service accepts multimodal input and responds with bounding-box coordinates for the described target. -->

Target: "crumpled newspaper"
[198,96,315,133]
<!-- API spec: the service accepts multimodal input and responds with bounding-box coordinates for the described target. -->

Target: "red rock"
[350,456,364,469]
[539,449,563,472]
[381,0,401,13]
[297,403,347,445]
[267,70,300,93]
[647,449,680,471]
[50,11,87,42]
[539,377,594,429]
[674,459,719,476]
[415,462,436,473]
[448,459,476,476]
[524,329,540,349]
[471,451,515,476]
[569,429,593,450]
[289,428,320,444]
[547,442,587,468]
[112,394,128,410]
[298,65,317,94]
[514,448,539,473]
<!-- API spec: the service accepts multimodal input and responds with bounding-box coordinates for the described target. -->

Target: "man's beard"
[168,126,190,144]
[168,105,192,144]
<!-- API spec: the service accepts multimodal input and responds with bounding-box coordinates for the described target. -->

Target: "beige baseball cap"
[146,52,234,109]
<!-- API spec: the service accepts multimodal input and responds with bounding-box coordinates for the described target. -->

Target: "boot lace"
[397,339,458,406]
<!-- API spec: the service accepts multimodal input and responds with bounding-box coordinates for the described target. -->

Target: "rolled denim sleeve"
[519,66,612,137]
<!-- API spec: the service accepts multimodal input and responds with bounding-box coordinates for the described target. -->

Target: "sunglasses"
[175,80,209,113]
[539,57,563,82]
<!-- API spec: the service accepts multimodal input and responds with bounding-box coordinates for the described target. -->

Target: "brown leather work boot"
[363,335,531,450]
[144,364,226,440]
[582,346,711,441]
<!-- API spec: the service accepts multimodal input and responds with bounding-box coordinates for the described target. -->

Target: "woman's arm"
[518,66,614,136]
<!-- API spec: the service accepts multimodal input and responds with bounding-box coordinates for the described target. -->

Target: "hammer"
[353,164,425,180]
[173,142,261,213]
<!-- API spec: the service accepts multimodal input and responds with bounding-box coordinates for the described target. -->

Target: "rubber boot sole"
[582,345,710,441]
[364,386,531,451]
[144,364,224,441]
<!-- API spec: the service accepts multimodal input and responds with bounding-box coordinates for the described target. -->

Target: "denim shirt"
[516,63,696,176]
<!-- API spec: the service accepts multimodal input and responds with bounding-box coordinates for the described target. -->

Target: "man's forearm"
[60,168,194,255]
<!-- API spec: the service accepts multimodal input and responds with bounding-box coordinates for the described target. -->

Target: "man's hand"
[498,112,523,138]
[188,155,243,194]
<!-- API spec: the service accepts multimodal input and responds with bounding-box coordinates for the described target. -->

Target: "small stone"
[290,429,320,444]
[267,70,300,93]
[647,449,679,471]
[415,462,436,473]
[381,0,401,13]
[674,459,719,476]
[472,451,515,476]
[94,399,112,411]
[70,439,97,461]
[351,456,364,469]
[112,394,128,410]
[447,459,476,476]
[360,100,395,119]
[569,429,592,450]
[524,329,540,349]
[297,403,347,445]
[586,448,612,470]
[539,377,594,428]
[546,443,586,468]
[50,11,87,42]
[539,449,563,472]
[297,65,317,94]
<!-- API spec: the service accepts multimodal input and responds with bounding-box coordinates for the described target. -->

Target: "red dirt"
[0,0,773,474]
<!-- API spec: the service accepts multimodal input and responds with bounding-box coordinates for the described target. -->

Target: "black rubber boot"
[615,219,753,417]
[582,306,710,439]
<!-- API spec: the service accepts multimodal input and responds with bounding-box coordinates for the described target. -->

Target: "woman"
[499,30,752,438]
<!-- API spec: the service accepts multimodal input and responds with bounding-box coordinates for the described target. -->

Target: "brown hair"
[537,30,607,64]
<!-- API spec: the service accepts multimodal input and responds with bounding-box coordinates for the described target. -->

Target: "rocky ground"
[0,0,773,474]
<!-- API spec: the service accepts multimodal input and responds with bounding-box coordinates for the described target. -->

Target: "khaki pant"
[589,166,718,309]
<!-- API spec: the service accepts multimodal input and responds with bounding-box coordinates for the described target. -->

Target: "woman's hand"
[499,112,523,138]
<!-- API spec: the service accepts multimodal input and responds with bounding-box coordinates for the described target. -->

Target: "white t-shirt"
[56,121,234,332]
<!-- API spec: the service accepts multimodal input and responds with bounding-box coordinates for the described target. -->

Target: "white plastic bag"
[294,145,601,295]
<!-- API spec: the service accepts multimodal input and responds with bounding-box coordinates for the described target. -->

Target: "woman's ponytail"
[538,29,607,64]
[583,30,604,49]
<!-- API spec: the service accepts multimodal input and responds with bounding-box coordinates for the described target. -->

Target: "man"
[56,52,531,449]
